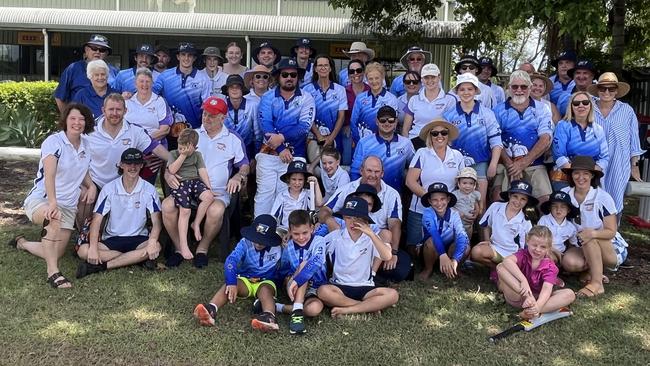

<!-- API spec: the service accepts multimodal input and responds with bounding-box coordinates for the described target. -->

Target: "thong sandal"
[8,234,25,249]
[576,283,602,298]
[47,272,71,289]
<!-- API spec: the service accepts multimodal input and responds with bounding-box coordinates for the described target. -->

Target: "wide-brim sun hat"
[85,34,112,54]
[221,74,249,95]
[530,72,554,97]
[252,41,282,66]
[421,182,457,208]
[202,46,224,63]
[551,50,577,68]
[349,183,382,213]
[586,72,630,98]
[561,155,604,179]
[334,196,375,224]
[454,55,482,75]
[418,118,459,143]
[135,43,157,62]
[399,46,432,69]
[343,41,375,61]
[454,73,481,94]
[540,191,580,219]
[456,167,478,183]
[290,38,317,58]
[499,180,539,207]
[240,214,282,247]
[272,58,306,79]
[243,65,272,87]
[279,160,313,185]
[479,57,497,77]
[567,59,598,79]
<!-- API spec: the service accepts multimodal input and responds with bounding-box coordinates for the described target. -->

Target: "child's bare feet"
[191,221,202,242]
[331,306,349,319]
[179,246,194,260]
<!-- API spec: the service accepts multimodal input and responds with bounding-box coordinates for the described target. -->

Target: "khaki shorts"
[493,164,552,199]
[23,197,76,230]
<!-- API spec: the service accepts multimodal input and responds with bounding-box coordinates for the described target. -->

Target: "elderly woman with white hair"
[492,70,554,204]
[71,59,119,118]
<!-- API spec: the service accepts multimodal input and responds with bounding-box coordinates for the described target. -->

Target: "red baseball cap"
[202,96,227,115]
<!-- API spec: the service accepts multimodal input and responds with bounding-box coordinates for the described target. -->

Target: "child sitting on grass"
[274,210,327,335]
[496,225,575,320]
[317,196,398,318]
[471,180,535,269]
[167,128,214,260]
[272,160,323,232]
[193,214,283,332]
[451,167,481,237]
[538,191,579,264]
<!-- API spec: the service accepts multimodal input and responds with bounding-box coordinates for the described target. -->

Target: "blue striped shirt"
[350,89,399,143]
[71,85,119,119]
[153,67,211,128]
[350,133,415,191]
[258,87,315,158]
[224,238,283,286]
[552,119,609,172]
[224,97,259,150]
[54,60,118,102]
[549,74,575,105]
[302,81,348,145]
[422,207,469,261]
[594,100,646,212]
[493,97,553,166]
[111,67,160,94]
[279,236,327,288]
[445,101,502,165]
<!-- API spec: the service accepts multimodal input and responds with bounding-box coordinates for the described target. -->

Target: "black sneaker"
[251,311,279,332]
[193,303,217,326]
[165,252,184,268]
[289,309,306,335]
[193,253,209,268]
[76,261,106,279]
[251,299,263,315]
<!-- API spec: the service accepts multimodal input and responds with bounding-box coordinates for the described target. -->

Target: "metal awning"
[0,6,463,41]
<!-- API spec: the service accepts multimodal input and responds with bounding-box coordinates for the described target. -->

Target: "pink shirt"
[513,248,561,296]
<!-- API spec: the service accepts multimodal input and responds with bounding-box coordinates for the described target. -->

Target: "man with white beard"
[492,70,553,205]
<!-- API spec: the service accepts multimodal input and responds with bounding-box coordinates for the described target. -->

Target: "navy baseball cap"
[551,50,577,68]
[120,148,144,164]
[291,38,317,57]
[177,42,198,55]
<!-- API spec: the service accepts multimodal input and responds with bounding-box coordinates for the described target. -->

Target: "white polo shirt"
[25,131,91,209]
[321,165,350,202]
[408,146,465,214]
[198,68,229,97]
[538,214,578,253]
[94,176,161,240]
[325,178,402,229]
[271,188,312,230]
[196,125,248,202]
[562,187,618,231]
[479,202,532,257]
[124,93,172,135]
[405,88,456,139]
[87,118,154,188]
[324,228,389,286]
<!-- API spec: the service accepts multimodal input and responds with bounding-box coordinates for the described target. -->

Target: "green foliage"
[0,105,52,148]
[0,81,59,133]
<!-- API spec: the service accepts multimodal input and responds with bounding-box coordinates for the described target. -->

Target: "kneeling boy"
[317,196,399,318]
[193,214,283,332]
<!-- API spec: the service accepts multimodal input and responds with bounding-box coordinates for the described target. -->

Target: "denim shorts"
[405,211,423,246]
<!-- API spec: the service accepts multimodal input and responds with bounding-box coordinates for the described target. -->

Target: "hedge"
[0,81,59,131]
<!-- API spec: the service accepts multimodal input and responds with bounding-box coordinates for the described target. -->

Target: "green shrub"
[0,81,59,135]
[0,105,50,148]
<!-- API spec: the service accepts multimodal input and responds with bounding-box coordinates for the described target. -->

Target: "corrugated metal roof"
[0,6,462,41]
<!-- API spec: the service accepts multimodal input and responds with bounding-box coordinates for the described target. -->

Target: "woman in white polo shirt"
[125,67,172,185]
[12,103,97,289]
[560,156,628,298]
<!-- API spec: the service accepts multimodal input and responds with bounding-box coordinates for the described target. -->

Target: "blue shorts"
[471,162,488,179]
[405,211,424,246]
[171,178,209,209]
[334,284,375,301]
[103,235,149,253]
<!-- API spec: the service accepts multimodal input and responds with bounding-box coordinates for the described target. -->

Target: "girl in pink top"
[496,226,575,320]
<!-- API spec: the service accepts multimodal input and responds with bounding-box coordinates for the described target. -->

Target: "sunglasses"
[280,72,298,79]
[378,117,397,124]
[572,100,590,106]
[598,86,617,93]
[409,57,424,62]
[254,74,270,80]
[430,130,449,137]
[461,65,476,71]
[510,84,529,90]
[88,46,109,53]
[348,67,364,75]
[404,79,421,85]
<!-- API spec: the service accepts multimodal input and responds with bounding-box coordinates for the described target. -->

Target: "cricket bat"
[308,181,318,224]
[488,307,572,342]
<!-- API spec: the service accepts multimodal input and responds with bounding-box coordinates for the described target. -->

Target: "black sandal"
[41,219,50,238]
[8,234,25,249]
[47,272,71,289]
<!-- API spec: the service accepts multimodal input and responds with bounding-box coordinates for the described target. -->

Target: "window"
[0,45,19,76]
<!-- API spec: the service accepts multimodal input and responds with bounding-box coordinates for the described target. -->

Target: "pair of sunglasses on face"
[430,130,449,137]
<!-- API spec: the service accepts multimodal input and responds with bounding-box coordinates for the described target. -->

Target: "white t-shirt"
[479,202,532,257]
[124,93,171,135]
[537,214,578,253]
[324,228,389,286]
[196,125,247,200]
[271,189,312,230]
[94,177,161,239]
[320,165,350,203]
[86,119,154,188]
[325,178,402,228]
[408,146,465,214]
[562,187,618,231]
[452,189,481,217]
[198,68,229,97]
[25,131,91,208]
[405,88,456,139]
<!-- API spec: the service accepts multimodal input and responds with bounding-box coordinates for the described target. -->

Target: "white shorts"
[23,196,76,230]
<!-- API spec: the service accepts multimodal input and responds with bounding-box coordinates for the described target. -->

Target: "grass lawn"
[1,161,650,365]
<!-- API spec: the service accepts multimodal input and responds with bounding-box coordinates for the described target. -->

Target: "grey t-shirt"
[168,150,205,181]
[452,189,481,216]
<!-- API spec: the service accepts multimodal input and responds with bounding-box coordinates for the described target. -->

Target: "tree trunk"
[611,0,626,76]
[545,20,560,74]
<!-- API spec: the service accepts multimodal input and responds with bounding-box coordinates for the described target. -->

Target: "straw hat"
[530,72,553,97]
[243,65,272,88]
[343,41,375,61]
[418,119,459,143]
[587,72,630,98]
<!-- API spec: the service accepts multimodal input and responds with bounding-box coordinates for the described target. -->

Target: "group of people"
[10,33,643,334]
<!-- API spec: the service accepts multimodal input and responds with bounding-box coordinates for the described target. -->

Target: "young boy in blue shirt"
[276,210,327,334]
[193,214,283,332]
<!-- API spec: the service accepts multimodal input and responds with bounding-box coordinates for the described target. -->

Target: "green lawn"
[1,159,649,365]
